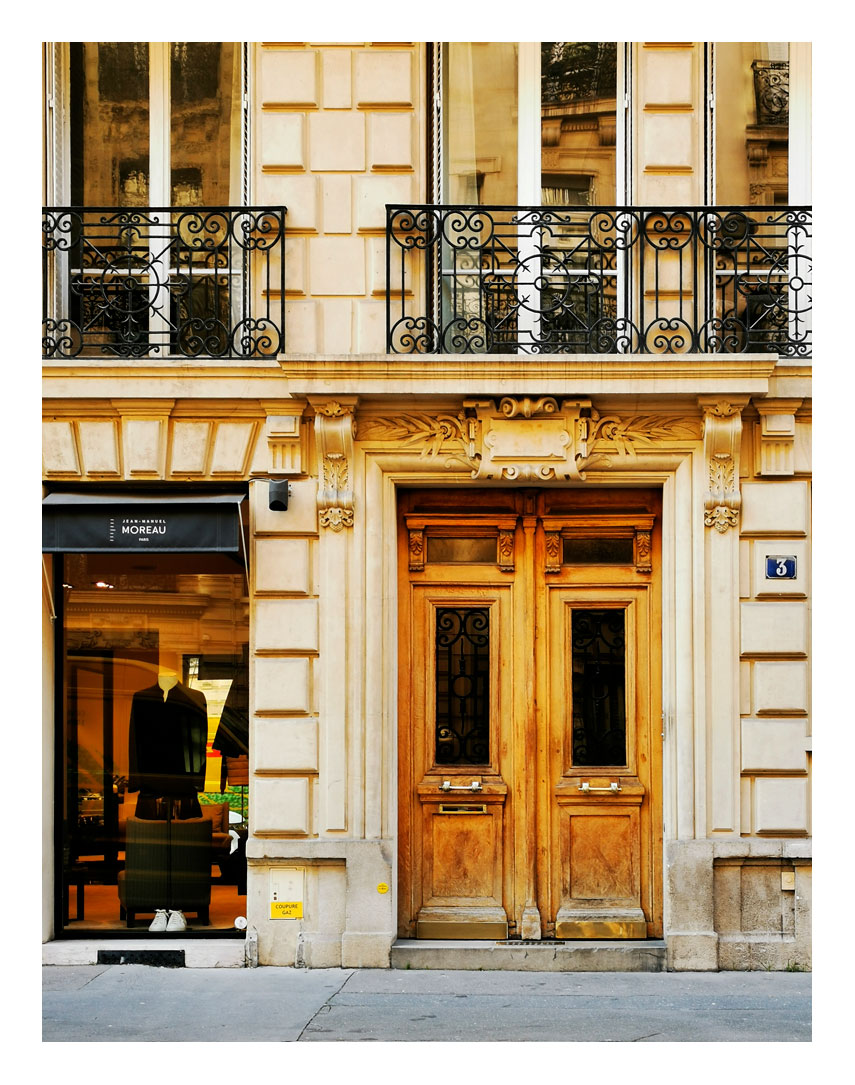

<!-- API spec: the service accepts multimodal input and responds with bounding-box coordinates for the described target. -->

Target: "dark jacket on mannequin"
[128,681,208,797]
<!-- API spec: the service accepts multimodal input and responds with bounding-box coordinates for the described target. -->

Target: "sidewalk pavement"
[43,965,811,1043]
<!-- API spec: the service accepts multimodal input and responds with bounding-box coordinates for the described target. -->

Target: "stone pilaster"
[700,398,749,837]
[309,397,358,832]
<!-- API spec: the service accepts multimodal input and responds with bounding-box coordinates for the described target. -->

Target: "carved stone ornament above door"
[464,397,595,482]
[354,400,702,479]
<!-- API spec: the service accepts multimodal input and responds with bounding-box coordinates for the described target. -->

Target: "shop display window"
[58,550,249,934]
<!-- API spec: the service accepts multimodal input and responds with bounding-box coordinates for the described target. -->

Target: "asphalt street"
[42,964,811,1043]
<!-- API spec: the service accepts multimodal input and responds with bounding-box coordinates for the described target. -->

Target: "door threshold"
[391,938,666,972]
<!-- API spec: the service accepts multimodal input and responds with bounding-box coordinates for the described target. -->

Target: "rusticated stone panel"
[255,43,421,352]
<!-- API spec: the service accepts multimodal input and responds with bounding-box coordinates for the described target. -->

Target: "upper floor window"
[387,41,810,357]
[43,42,286,361]
[439,42,623,207]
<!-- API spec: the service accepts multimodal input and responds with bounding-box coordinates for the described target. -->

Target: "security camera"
[268,480,290,511]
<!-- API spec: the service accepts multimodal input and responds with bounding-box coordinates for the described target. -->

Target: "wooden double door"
[398,488,662,940]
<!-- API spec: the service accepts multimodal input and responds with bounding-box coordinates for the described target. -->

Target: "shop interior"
[59,550,249,934]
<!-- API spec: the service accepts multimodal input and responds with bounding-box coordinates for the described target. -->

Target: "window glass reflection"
[541,42,617,206]
[715,42,790,204]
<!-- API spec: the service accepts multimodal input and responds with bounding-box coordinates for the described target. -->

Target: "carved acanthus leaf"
[315,401,349,418]
[587,415,702,456]
[323,452,348,492]
[355,413,473,464]
[708,453,735,496]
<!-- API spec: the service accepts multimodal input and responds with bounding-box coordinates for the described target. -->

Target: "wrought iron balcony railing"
[386,205,811,357]
[43,206,286,359]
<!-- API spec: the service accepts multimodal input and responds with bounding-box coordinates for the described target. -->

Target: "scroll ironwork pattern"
[386,204,811,358]
[43,206,286,359]
[435,607,490,765]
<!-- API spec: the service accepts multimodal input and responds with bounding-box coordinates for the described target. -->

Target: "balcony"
[386,205,811,358]
[43,207,286,360]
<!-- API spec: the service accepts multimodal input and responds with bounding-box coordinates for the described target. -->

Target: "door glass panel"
[571,608,627,765]
[427,537,496,564]
[563,537,633,564]
[435,607,490,765]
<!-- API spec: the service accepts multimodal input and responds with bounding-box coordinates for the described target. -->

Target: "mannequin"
[127,657,208,931]
[157,671,178,698]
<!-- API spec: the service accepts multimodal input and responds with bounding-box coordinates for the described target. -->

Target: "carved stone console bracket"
[309,397,358,532]
[700,398,749,534]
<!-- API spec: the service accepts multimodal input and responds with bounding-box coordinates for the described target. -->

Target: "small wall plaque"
[765,555,797,580]
[270,868,304,920]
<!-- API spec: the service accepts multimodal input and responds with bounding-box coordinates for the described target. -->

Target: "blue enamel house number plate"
[765,555,797,580]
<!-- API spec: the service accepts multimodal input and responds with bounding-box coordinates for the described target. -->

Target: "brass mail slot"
[438,803,488,815]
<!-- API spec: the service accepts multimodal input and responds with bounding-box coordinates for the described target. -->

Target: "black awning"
[42,492,245,553]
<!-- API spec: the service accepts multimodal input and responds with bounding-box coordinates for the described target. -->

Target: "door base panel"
[417,907,508,940]
[555,908,648,940]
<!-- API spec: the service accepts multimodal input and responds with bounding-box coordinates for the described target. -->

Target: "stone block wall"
[250,476,319,837]
[254,43,423,353]
[738,464,811,839]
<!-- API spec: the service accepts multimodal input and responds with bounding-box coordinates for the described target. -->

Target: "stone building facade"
[42,42,811,970]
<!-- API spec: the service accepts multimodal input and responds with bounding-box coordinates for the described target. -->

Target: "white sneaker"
[166,909,187,932]
[149,909,169,932]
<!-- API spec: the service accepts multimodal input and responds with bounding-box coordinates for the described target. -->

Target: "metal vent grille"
[496,940,566,946]
[97,949,185,967]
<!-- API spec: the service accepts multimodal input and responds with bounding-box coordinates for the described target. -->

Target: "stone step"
[391,938,667,972]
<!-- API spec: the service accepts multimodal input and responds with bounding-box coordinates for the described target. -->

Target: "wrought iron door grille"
[435,606,490,765]
[43,206,286,359]
[386,204,811,357]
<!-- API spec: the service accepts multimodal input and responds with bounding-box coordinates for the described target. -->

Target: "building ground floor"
[41,356,812,970]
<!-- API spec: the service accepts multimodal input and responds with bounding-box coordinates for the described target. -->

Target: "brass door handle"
[578,781,621,794]
[440,780,483,792]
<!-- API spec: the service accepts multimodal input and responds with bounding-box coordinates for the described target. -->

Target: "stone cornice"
[43,355,807,403]
[42,358,290,400]
[282,353,783,396]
